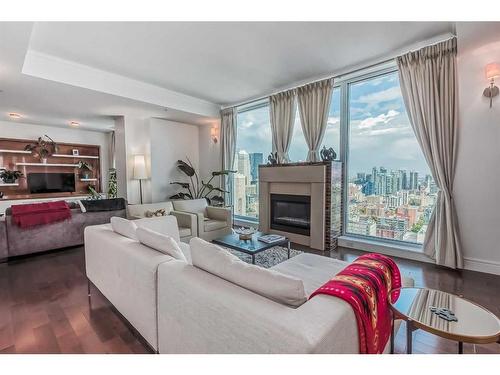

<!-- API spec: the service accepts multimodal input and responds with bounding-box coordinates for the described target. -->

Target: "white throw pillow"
[110,217,138,240]
[189,237,307,307]
[137,227,187,262]
[135,216,181,242]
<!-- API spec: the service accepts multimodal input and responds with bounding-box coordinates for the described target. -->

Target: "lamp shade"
[133,154,148,180]
[485,62,500,80]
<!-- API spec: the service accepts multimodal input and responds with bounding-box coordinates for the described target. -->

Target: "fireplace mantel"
[258,161,342,251]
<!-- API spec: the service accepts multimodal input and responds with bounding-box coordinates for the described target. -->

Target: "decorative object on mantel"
[233,227,256,241]
[107,168,117,199]
[0,169,23,184]
[77,161,93,179]
[72,149,79,156]
[320,146,337,162]
[267,151,278,165]
[169,158,235,206]
[24,135,58,163]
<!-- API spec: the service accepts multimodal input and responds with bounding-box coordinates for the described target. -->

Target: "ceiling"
[1,22,457,131]
[28,22,454,105]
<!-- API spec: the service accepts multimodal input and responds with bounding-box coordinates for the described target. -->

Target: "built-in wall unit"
[0,137,102,200]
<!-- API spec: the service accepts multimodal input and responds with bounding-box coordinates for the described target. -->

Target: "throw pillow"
[110,217,138,240]
[136,227,187,262]
[189,237,307,307]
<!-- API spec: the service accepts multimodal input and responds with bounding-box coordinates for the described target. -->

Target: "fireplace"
[270,194,311,236]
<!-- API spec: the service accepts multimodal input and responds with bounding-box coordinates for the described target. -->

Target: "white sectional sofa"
[85,217,413,354]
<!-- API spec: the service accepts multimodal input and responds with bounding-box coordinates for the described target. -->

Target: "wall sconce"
[483,62,500,108]
[211,126,218,143]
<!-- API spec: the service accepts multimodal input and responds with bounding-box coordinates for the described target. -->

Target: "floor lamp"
[133,154,147,204]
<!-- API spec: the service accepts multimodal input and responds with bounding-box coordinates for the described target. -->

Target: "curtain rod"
[221,32,456,110]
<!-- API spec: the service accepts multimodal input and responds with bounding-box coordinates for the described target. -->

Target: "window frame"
[231,62,429,250]
[338,63,424,250]
[232,99,270,223]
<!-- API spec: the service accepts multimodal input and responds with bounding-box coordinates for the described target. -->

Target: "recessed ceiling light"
[9,113,22,119]
[70,121,80,127]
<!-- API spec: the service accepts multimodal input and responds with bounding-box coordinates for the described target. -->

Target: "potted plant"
[24,135,58,163]
[0,169,23,184]
[77,161,93,179]
[169,158,235,205]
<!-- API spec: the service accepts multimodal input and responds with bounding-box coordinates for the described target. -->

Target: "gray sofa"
[0,198,126,261]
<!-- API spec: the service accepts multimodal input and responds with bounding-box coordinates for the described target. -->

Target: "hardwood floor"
[0,245,499,354]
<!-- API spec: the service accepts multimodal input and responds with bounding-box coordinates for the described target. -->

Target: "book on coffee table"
[258,234,286,244]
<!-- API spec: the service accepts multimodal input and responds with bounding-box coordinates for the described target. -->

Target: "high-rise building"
[249,152,263,184]
[236,150,251,185]
[233,174,247,216]
[409,171,419,190]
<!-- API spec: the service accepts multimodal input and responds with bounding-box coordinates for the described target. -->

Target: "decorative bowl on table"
[233,227,256,241]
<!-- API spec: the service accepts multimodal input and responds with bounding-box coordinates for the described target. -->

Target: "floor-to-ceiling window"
[345,70,435,244]
[288,87,341,162]
[233,101,271,221]
[231,67,435,247]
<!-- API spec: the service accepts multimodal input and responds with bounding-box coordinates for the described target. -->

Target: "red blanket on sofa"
[309,253,401,354]
[11,201,72,228]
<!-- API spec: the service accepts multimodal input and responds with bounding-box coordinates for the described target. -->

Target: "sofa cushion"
[172,199,207,215]
[134,216,180,242]
[128,202,174,218]
[136,227,187,262]
[82,198,127,212]
[204,219,227,232]
[110,217,138,240]
[178,226,192,238]
[190,238,307,307]
[271,253,348,296]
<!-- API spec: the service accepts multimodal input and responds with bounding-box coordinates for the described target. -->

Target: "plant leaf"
[176,160,195,177]
[170,182,191,189]
[212,170,236,176]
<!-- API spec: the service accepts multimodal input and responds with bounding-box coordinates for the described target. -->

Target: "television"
[27,173,76,194]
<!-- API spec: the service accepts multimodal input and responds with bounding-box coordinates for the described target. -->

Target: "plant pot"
[2,177,16,184]
[41,158,47,164]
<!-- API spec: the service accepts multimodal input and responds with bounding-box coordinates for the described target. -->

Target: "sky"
[235,71,430,176]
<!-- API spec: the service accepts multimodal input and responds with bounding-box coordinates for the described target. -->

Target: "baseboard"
[463,257,500,276]
[339,235,500,276]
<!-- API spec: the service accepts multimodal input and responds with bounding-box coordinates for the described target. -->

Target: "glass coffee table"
[389,287,500,354]
[212,231,290,265]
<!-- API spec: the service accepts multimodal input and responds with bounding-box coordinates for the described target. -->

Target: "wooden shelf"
[0,149,30,154]
[80,178,97,182]
[16,163,79,167]
[0,182,19,186]
[52,154,99,159]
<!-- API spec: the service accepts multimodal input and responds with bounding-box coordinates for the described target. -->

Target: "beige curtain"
[270,90,296,163]
[297,78,334,162]
[397,38,463,269]
[220,108,237,205]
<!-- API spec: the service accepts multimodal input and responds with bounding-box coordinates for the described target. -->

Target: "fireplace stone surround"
[259,161,342,251]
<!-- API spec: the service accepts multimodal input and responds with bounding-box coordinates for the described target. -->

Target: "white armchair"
[172,199,232,241]
[127,201,197,242]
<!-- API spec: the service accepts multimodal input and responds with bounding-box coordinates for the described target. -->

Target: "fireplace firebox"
[270,194,311,236]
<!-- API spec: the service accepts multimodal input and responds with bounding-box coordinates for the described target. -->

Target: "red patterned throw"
[309,253,401,354]
[11,201,72,228]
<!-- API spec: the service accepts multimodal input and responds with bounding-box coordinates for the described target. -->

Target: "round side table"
[389,287,500,354]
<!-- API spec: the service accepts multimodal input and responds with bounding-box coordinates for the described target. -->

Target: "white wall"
[150,119,200,202]
[454,24,500,275]
[0,120,111,191]
[198,121,222,187]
